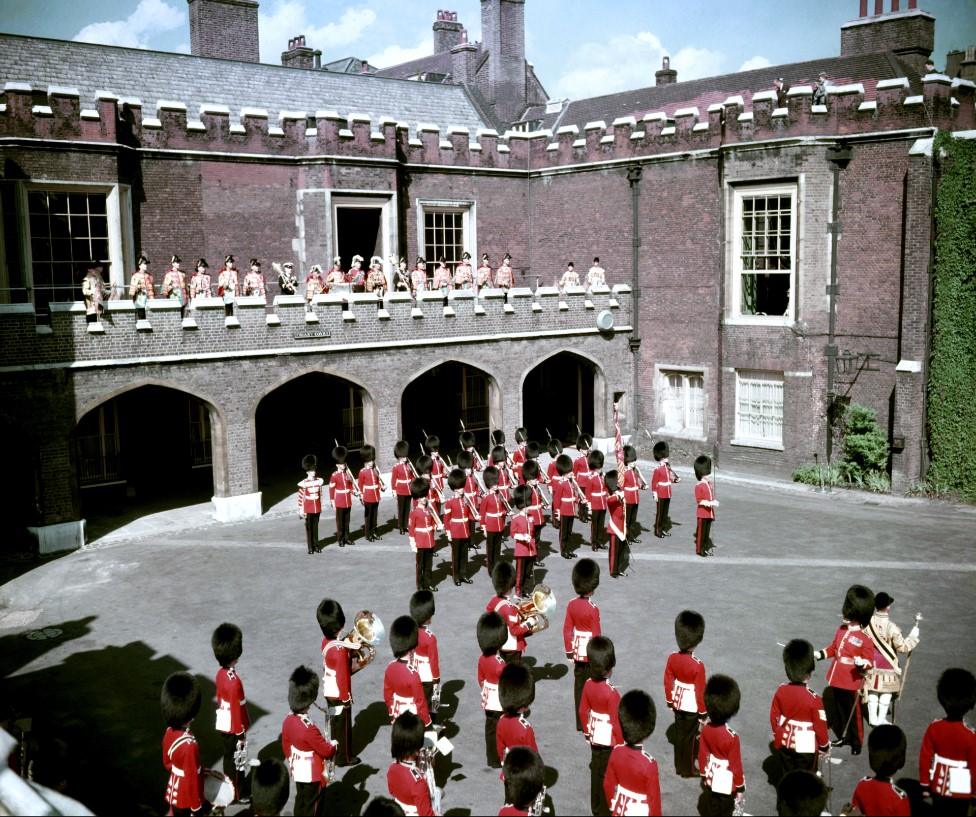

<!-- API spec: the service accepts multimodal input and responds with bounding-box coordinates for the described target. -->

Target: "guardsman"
[478,612,509,768]
[512,427,528,483]
[481,466,509,575]
[330,445,357,547]
[384,616,432,727]
[497,664,539,762]
[574,434,593,479]
[357,444,385,542]
[699,675,746,817]
[305,264,325,305]
[510,485,537,598]
[495,253,515,289]
[652,441,680,539]
[442,468,474,586]
[918,668,976,814]
[409,590,442,716]
[432,256,452,291]
[416,455,442,518]
[365,256,387,298]
[217,254,238,316]
[864,592,921,727]
[161,672,205,816]
[564,558,602,732]
[283,665,337,816]
[521,459,548,556]
[298,454,325,555]
[585,450,608,551]
[769,640,830,783]
[346,255,365,292]
[587,257,607,289]
[243,258,265,297]
[488,430,510,467]
[325,256,345,289]
[546,438,563,484]
[163,255,188,314]
[491,444,515,499]
[501,747,546,817]
[387,712,435,816]
[392,440,416,535]
[475,253,493,290]
[426,434,449,502]
[551,453,580,560]
[488,562,533,664]
[604,471,629,577]
[665,610,708,777]
[408,477,441,592]
[693,455,718,557]
[212,623,251,803]
[580,636,622,817]
[189,258,212,302]
[460,430,486,472]
[411,257,428,294]
[317,599,363,768]
[604,692,662,817]
[129,253,154,320]
[622,445,646,543]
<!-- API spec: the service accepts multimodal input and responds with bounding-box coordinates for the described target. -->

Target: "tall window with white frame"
[735,370,784,448]
[660,371,705,437]
[423,209,465,269]
[733,184,796,321]
[28,190,110,315]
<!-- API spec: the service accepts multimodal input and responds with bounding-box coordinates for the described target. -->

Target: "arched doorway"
[74,386,217,538]
[255,372,370,507]
[401,361,497,459]
[522,352,598,444]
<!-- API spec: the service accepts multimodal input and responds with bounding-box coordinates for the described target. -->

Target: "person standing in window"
[326,256,346,290]
[346,255,366,293]
[432,257,452,292]
[305,264,325,307]
[411,257,428,294]
[394,257,412,293]
[557,261,579,290]
[476,253,493,292]
[365,256,388,299]
[129,253,153,320]
[217,255,239,317]
[456,251,475,290]
[81,259,110,323]
[495,253,515,290]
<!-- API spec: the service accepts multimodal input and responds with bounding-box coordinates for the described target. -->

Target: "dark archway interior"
[255,373,365,506]
[401,362,491,460]
[0,422,38,553]
[336,207,380,268]
[75,386,214,537]
[522,353,595,445]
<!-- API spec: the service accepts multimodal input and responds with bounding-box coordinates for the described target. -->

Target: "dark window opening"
[336,207,380,270]
[522,353,595,444]
[401,362,491,459]
[740,273,790,316]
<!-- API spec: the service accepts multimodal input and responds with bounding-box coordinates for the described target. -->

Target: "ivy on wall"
[927,132,976,501]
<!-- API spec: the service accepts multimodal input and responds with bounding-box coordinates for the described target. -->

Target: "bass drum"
[204,769,236,811]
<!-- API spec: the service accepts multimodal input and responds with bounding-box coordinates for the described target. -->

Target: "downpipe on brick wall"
[627,165,642,438]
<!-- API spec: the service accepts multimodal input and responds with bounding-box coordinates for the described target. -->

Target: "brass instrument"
[313,701,337,782]
[517,584,557,634]
[529,784,549,816]
[419,733,444,814]
[343,610,385,671]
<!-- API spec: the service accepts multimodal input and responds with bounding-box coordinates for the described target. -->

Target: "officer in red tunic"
[384,616,432,727]
[545,438,562,485]
[604,471,629,577]
[580,637,623,817]
[488,562,533,664]
[564,558,602,731]
[622,445,647,543]
[651,441,680,539]
[665,610,708,778]
[698,675,745,817]
[410,591,441,719]
[330,445,358,547]
[298,454,325,554]
[392,440,416,535]
[511,427,528,484]
[282,665,338,816]
[847,724,911,817]
[415,455,443,516]
[408,478,443,592]
[521,460,548,561]
[475,253,493,291]
[457,450,484,530]
[388,712,436,816]
[919,668,976,815]
[426,434,449,501]
[442,468,474,585]
[491,445,515,500]
[357,444,385,542]
[510,485,537,598]
[212,623,251,802]
[317,599,366,768]
[161,672,206,817]
[460,430,486,472]
[604,690,662,817]
[694,455,718,557]
[242,258,265,297]
[478,612,509,768]
[481,466,509,575]
[574,433,593,478]
[551,453,581,560]
[499,747,545,817]
[585,450,608,551]
[497,663,539,763]
[488,429,509,467]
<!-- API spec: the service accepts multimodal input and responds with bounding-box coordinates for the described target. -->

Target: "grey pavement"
[1,476,974,815]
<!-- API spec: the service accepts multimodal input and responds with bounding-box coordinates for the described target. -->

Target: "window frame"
[416,199,476,272]
[654,366,707,441]
[732,369,785,450]
[727,181,798,326]
[77,403,123,488]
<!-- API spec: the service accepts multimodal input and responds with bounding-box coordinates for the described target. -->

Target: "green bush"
[792,463,841,487]
[840,403,889,481]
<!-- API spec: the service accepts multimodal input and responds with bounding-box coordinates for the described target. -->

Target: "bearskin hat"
[623,445,637,464]
[251,758,290,816]
[459,430,477,450]
[503,747,545,811]
[525,441,541,460]
[447,468,467,491]
[425,435,440,451]
[161,672,201,728]
[491,429,506,446]
[704,674,741,725]
[577,433,593,450]
[389,615,419,658]
[394,440,410,459]
[586,635,616,679]
[211,622,243,668]
[249,258,260,267]
[522,459,540,481]
[587,450,605,470]
[462,251,472,261]
[416,257,426,266]
[490,445,507,465]
[410,477,429,500]
[604,470,619,493]
[138,253,150,266]
[499,663,535,714]
[547,439,563,459]
[456,450,473,470]
[619,689,656,745]
[937,667,976,719]
[409,590,435,627]
[511,484,531,510]
[483,466,499,489]
[572,557,600,597]
[777,770,828,817]
[874,592,894,610]
[555,453,573,476]
[783,639,815,684]
[693,455,712,480]
[842,584,875,626]
[514,427,528,443]
[653,441,670,461]
[360,444,376,462]
[491,561,516,596]
[477,611,508,656]
[416,455,433,476]
[391,711,425,761]
[867,724,907,778]
[332,445,348,465]
[224,254,235,265]
[370,256,383,268]
[316,598,345,638]
[301,454,317,472]
[675,609,706,651]
[288,665,319,712]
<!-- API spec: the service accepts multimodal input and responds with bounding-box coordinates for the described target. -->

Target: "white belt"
[415,526,432,533]
[935,754,968,769]
[486,512,505,517]
[170,766,185,778]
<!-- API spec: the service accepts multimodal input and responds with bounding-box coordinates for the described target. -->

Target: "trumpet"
[343,610,385,671]
[517,584,557,634]
[313,701,337,782]
[419,736,443,815]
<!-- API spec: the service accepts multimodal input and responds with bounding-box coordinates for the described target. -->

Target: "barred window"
[461,367,489,430]
[423,209,465,269]
[76,403,122,487]
[735,371,784,447]
[660,372,705,436]
[732,185,796,321]
[341,387,365,449]
[189,400,212,468]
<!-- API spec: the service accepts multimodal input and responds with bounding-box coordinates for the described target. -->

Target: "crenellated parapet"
[1,76,973,168]
[0,285,632,369]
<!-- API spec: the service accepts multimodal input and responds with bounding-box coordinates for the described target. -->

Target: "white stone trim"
[737,112,754,122]
[584,120,607,131]
[904,95,924,106]
[787,85,813,97]
[212,492,262,523]
[338,128,353,138]
[156,99,187,112]
[4,81,31,92]
[268,126,285,136]
[600,135,614,144]
[240,107,269,118]
[417,122,440,133]
[573,138,586,148]
[31,105,53,116]
[347,112,371,123]
[447,125,470,135]
[723,95,745,107]
[692,122,710,132]
[229,124,246,135]
[642,112,667,123]
[811,104,828,114]
[876,77,910,91]
[47,85,80,97]
[476,127,499,138]
[187,120,206,131]
[751,90,777,103]
[142,117,162,128]
[674,106,700,118]
[279,110,307,121]
[661,126,676,136]
[895,359,923,373]
[827,82,865,95]
[611,116,636,128]
[556,124,580,136]
[858,101,878,112]
[200,103,231,115]
[439,139,453,149]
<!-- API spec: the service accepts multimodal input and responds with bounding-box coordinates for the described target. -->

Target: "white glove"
[908,626,920,640]
[853,656,867,668]
[814,650,826,661]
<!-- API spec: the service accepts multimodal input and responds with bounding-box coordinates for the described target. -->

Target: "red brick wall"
[189,0,260,63]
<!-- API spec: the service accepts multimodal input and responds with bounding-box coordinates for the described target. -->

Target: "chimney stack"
[188,0,260,63]
[655,55,677,86]
[841,0,933,74]
[433,10,465,53]
[281,34,316,69]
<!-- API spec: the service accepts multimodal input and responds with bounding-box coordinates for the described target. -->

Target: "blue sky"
[2,0,974,99]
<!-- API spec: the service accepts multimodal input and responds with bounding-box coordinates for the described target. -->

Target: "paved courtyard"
[1,472,974,815]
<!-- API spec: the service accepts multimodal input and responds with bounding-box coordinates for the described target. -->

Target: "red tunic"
[510,512,536,558]
[512,445,527,483]
[822,624,874,691]
[604,744,662,816]
[664,651,706,715]
[321,637,352,702]
[546,460,559,481]
[358,466,383,504]
[498,806,529,816]
[163,727,204,811]
[622,467,641,506]
[384,658,431,725]
[769,682,830,753]
[497,713,538,761]
[298,475,325,514]
[281,712,336,786]
[329,468,355,509]
[487,595,530,654]
[481,491,507,533]
[851,777,911,815]
[413,625,440,683]
[695,478,715,520]
[699,721,745,793]
[573,454,590,478]
[526,484,546,527]
[442,494,471,540]
[478,653,506,712]
[388,760,434,816]
[580,678,623,748]
[584,471,607,511]
[606,495,626,540]
[463,473,482,513]
[392,461,414,497]
[408,505,438,550]
[551,476,578,519]
[919,718,976,797]
[563,596,601,661]
[652,462,674,501]
[215,666,249,735]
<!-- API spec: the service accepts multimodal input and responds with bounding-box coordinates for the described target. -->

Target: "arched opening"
[255,372,369,508]
[75,386,217,539]
[401,361,496,459]
[522,352,598,443]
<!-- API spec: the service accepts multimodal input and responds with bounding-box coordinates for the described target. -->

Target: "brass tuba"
[344,610,385,669]
[517,585,557,634]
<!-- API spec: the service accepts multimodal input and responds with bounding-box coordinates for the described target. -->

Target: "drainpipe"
[626,165,642,439]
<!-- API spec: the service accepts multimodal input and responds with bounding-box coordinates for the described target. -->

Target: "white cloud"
[174,42,191,55]
[73,0,184,49]
[550,31,726,100]
[366,35,433,69]
[739,55,772,72]
[259,2,376,63]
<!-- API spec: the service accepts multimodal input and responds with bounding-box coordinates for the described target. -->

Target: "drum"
[204,769,235,808]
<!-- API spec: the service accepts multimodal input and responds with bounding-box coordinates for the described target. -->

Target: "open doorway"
[336,207,381,268]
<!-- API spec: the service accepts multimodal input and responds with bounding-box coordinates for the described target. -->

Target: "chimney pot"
[908,0,916,7]
[859,0,868,16]
[874,0,884,14]
[890,0,899,10]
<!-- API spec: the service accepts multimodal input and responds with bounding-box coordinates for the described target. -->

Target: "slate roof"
[0,33,489,134]
[526,52,922,132]
[373,51,455,81]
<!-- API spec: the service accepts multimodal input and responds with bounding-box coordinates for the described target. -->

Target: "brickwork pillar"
[211,401,262,521]
[29,432,84,553]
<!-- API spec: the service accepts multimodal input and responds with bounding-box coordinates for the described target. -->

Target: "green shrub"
[792,463,842,487]
[840,403,889,480]
[863,471,891,494]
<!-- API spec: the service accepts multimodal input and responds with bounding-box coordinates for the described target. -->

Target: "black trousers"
[654,498,671,537]
[590,509,606,548]
[770,746,818,786]
[364,502,379,538]
[397,495,411,533]
[823,685,862,750]
[451,538,469,582]
[220,730,250,799]
[294,780,322,816]
[695,518,714,556]
[224,303,234,317]
[625,502,639,538]
[533,524,546,551]
[485,531,503,573]
[305,513,320,553]
[416,548,433,590]
[326,698,354,765]
[931,796,972,817]
[335,506,350,543]
[590,746,612,816]
[672,710,700,777]
[697,785,735,817]
[516,555,535,597]
[559,515,575,555]
[422,680,436,723]
[574,661,589,730]
[501,651,522,665]
[609,534,630,577]
[485,711,502,767]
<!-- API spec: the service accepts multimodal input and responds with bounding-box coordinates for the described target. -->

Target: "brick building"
[0,0,973,552]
